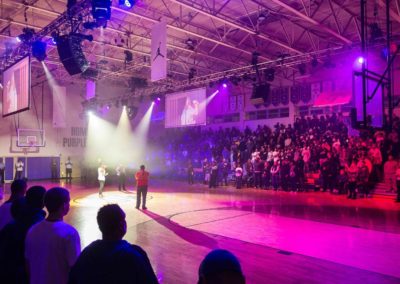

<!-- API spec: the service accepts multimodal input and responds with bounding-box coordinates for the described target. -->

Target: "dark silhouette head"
[140,165,145,170]
[97,204,127,241]
[26,186,46,209]
[44,187,70,216]
[198,249,245,284]
[10,179,28,200]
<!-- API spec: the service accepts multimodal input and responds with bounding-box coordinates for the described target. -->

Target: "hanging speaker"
[57,34,89,75]
[251,84,270,105]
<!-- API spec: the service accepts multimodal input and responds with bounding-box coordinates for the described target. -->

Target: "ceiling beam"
[376,0,400,23]
[7,2,243,70]
[251,0,352,45]
[111,7,262,58]
[169,0,304,54]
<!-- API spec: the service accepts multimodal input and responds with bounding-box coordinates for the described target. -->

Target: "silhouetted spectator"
[0,186,46,284]
[0,179,27,230]
[25,187,80,284]
[69,204,158,284]
[198,249,245,284]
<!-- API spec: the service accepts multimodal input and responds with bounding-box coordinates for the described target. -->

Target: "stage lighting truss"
[122,46,343,98]
[2,0,92,71]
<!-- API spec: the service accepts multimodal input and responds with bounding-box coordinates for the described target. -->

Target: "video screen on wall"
[165,88,207,128]
[2,56,30,117]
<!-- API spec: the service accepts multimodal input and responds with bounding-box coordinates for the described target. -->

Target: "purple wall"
[27,157,59,180]
[5,157,14,180]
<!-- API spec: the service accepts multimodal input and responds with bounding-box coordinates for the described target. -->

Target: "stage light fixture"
[264,68,275,81]
[32,41,47,61]
[298,63,306,75]
[357,56,365,64]
[126,105,138,120]
[311,56,318,68]
[185,38,196,50]
[119,0,136,8]
[369,23,383,42]
[83,21,99,30]
[16,27,35,43]
[258,12,268,23]
[121,98,128,107]
[92,0,112,22]
[222,83,228,88]
[124,50,133,62]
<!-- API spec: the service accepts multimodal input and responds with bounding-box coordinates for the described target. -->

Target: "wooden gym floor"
[1,180,400,283]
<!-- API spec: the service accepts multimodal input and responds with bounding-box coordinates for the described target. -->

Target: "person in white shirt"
[0,179,27,230]
[98,164,108,197]
[235,164,243,189]
[25,187,81,284]
[65,157,73,184]
[15,159,24,180]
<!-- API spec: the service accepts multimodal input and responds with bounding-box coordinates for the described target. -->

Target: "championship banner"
[52,85,67,128]
[151,21,167,81]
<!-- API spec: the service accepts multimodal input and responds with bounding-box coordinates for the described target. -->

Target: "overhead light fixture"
[264,68,275,81]
[124,50,133,63]
[92,0,112,27]
[51,31,59,45]
[369,23,383,42]
[32,41,47,61]
[16,27,35,43]
[298,63,306,75]
[119,0,136,9]
[83,21,99,30]
[185,38,196,50]
[126,105,138,120]
[188,68,196,81]
[258,12,268,23]
[311,56,318,68]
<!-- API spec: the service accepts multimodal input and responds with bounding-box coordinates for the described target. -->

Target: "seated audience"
[0,179,27,230]
[198,249,245,284]
[0,186,46,284]
[68,204,158,284]
[25,187,80,284]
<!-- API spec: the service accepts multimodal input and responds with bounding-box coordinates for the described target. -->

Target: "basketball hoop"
[22,148,28,155]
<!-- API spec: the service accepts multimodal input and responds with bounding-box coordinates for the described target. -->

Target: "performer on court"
[135,165,149,210]
[98,164,108,197]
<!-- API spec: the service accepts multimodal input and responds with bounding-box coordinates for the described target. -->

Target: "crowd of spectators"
[0,180,245,284]
[160,113,400,201]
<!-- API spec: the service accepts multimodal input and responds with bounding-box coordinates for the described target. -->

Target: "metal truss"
[0,0,92,71]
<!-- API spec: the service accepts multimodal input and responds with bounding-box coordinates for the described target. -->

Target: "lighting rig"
[128,46,343,98]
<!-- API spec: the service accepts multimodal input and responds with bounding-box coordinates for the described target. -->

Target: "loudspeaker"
[57,35,89,75]
[251,84,270,105]
[350,107,357,128]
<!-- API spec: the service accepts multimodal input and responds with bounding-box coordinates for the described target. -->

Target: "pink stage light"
[222,83,228,88]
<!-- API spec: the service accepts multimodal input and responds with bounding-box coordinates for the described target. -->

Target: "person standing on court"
[15,159,24,180]
[116,164,127,191]
[65,157,73,184]
[135,165,149,210]
[98,164,108,198]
